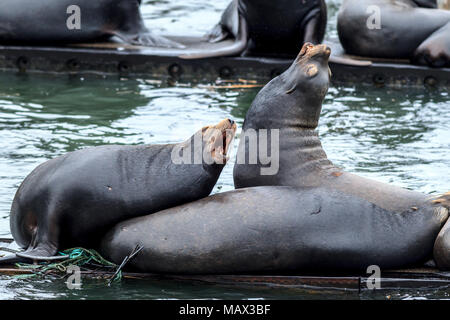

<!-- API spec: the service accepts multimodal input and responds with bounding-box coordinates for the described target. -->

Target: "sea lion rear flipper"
[0,245,64,265]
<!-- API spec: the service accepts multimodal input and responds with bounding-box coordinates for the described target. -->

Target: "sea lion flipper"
[205,0,238,44]
[0,244,62,265]
[179,16,248,59]
[434,214,450,270]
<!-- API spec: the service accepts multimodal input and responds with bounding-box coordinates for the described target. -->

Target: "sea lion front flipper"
[329,55,373,67]
[113,31,185,49]
[413,22,450,68]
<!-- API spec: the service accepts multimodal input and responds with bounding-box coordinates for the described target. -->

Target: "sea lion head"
[280,42,331,128]
[173,119,237,170]
[201,118,237,167]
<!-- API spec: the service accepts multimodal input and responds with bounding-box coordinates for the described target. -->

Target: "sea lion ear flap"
[285,85,297,94]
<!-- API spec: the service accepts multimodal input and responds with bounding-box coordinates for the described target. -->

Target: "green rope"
[14,247,122,283]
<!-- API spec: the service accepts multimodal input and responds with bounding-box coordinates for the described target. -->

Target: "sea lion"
[337,0,450,67]
[180,0,327,59]
[100,186,450,274]
[0,0,182,48]
[0,119,236,264]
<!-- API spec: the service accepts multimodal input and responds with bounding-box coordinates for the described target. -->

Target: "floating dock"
[0,38,448,88]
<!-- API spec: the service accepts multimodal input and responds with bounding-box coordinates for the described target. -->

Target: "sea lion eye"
[305,64,318,77]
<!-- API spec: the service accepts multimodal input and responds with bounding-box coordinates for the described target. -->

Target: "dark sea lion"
[180,0,327,59]
[0,119,236,264]
[337,0,450,67]
[0,0,182,47]
[100,186,449,274]
[232,42,450,268]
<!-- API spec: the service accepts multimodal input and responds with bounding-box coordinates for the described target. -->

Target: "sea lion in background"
[180,0,327,59]
[100,186,450,274]
[337,0,450,67]
[0,0,182,48]
[180,0,371,66]
[0,119,236,264]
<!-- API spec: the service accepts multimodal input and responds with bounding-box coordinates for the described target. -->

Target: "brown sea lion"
[337,0,450,67]
[233,42,450,269]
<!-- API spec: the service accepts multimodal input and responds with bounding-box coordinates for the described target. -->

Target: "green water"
[0,0,449,299]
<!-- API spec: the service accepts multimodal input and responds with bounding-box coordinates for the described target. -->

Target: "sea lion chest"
[239,0,323,55]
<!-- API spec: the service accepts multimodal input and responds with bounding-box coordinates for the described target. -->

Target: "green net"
[14,247,122,282]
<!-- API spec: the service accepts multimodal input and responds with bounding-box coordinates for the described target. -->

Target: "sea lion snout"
[298,43,331,61]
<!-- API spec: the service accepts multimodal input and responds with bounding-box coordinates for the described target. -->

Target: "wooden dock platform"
[0,38,448,89]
